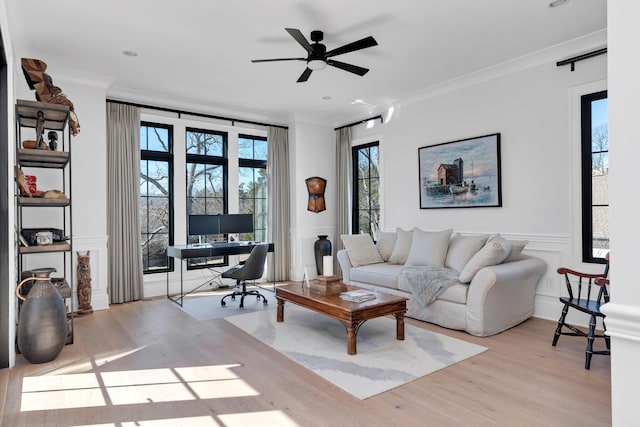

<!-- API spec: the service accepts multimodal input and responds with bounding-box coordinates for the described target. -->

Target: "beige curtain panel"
[335,127,352,275]
[106,103,144,303]
[267,126,291,281]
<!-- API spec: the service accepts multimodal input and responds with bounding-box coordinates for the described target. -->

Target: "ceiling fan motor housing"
[310,30,324,42]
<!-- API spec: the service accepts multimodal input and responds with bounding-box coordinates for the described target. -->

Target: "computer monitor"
[219,213,254,234]
[188,215,220,236]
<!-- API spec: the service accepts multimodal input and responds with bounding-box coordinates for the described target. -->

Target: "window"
[185,128,228,268]
[140,122,174,274]
[581,90,608,263]
[238,135,267,242]
[352,142,380,236]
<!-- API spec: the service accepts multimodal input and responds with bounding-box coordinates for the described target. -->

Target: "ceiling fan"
[251,28,378,83]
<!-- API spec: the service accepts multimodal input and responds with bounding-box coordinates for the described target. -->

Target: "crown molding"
[334,29,607,127]
[108,86,288,127]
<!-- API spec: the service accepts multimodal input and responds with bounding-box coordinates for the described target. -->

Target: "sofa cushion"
[375,231,397,262]
[505,239,528,262]
[340,234,384,267]
[351,263,404,290]
[445,234,489,272]
[458,235,512,283]
[405,228,453,267]
[388,228,413,265]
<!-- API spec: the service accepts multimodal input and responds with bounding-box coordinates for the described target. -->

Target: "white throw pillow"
[375,231,397,262]
[388,228,413,265]
[405,228,453,268]
[340,234,384,267]
[488,234,529,263]
[458,235,512,283]
[445,234,490,272]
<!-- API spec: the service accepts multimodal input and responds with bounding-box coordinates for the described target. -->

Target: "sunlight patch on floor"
[20,363,258,412]
[218,410,299,426]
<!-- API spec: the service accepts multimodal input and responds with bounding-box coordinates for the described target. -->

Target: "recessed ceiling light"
[122,50,138,57]
[549,0,569,8]
[351,99,366,105]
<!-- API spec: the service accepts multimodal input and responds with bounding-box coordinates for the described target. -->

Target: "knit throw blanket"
[401,266,463,307]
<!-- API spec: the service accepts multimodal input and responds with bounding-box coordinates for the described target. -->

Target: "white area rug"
[225,305,487,399]
[178,287,276,321]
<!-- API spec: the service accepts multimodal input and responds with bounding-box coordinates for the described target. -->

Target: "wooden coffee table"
[275,282,408,355]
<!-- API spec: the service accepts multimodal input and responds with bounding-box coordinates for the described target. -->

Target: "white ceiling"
[5,0,606,124]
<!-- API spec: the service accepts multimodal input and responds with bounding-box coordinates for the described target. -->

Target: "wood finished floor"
[0,295,611,427]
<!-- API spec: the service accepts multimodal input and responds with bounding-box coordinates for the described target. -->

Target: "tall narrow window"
[238,135,267,242]
[185,128,228,268]
[352,142,380,236]
[140,122,173,274]
[581,90,608,263]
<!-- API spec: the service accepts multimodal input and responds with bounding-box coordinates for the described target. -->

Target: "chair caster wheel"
[221,301,226,306]
[263,300,268,305]
[231,296,236,301]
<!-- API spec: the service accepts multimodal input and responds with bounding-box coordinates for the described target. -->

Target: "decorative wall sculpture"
[306,176,327,213]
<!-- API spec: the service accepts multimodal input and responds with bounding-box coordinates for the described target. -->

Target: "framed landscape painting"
[418,133,502,209]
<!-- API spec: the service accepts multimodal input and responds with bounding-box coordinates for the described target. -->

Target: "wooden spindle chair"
[551,253,610,369]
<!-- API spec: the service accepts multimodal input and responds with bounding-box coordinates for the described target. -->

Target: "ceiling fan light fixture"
[308,59,327,71]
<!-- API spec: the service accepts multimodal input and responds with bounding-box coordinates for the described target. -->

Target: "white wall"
[288,120,335,280]
[604,1,640,424]
[349,32,608,324]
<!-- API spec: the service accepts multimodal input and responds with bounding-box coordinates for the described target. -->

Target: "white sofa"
[337,229,547,337]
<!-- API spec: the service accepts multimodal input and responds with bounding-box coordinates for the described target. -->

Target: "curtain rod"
[556,47,607,72]
[106,99,288,130]
[334,114,383,131]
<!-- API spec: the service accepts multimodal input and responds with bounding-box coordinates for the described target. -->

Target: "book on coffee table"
[340,289,376,302]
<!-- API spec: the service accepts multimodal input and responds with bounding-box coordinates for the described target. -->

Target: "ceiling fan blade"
[326,36,378,58]
[297,68,313,83]
[285,28,314,54]
[251,58,306,63]
[327,59,369,76]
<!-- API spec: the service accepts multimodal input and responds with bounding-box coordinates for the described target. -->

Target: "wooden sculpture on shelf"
[306,176,327,213]
[76,251,93,315]
[21,58,81,136]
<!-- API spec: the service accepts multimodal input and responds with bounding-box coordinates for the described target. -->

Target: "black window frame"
[140,121,174,274]
[238,134,268,242]
[580,90,608,265]
[185,127,229,270]
[351,141,380,237]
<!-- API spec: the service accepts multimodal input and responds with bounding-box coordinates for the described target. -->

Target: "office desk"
[167,242,275,306]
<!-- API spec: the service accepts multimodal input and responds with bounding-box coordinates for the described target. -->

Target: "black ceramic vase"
[16,267,68,364]
[314,235,332,275]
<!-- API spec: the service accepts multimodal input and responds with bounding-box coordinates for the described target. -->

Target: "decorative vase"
[314,235,332,275]
[16,267,68,364]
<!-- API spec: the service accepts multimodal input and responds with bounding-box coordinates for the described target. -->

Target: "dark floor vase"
[16,268,67,364]
[314,235,332,275]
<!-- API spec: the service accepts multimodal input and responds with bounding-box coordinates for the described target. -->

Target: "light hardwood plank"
[0,296,611,426]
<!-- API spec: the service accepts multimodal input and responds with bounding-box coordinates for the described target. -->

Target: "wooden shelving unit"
[14,99,74,346]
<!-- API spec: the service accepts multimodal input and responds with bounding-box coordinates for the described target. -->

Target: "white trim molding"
[601,302,640,343]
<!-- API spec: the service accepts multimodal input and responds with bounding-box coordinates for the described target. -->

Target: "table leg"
[277,298,284,322]
[394,311,406,341]
[347,323,357,355]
